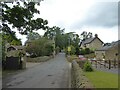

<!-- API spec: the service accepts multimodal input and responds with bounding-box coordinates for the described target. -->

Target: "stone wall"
[71,60,93,88]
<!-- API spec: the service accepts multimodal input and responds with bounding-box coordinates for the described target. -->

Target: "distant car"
[90,58,96,62]
[78,55,86,60]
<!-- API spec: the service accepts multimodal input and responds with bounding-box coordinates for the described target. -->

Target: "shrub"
[70,45,76,55]
[85,48,90,54]
[75,47,80,55]
[77,60,87,69]
[83,61,93,72]
[26,37,53,57]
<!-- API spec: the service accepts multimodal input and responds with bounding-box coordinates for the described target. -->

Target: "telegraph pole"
[53,36,55,58]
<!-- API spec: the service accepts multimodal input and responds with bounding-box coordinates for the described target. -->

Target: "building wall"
[105,46,118,60]
[95,45,118,61]
[95,50,105,60]
[86,38,103,50]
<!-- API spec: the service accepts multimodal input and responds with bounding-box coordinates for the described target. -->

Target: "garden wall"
[71,60,93,88]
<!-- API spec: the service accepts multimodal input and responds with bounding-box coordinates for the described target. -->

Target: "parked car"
[90,58,96,62]
[78,55,86,60]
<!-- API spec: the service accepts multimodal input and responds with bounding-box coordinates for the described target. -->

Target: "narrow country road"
[3,53,70,88]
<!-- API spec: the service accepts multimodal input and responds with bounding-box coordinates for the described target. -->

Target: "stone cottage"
[80,34,104,50]
[4,44,26,69]
[95,40,119,61]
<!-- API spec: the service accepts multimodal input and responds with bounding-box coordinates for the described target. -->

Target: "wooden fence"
[91,60,120,69]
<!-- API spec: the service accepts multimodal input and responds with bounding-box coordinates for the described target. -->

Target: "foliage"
[85,48,90,54]
[77,60,87,69]
[0,34,5,61]
[55,46,60,54]
[75,47,80,55]
[1,1,48,35]
[44,26,65,50]
[1,32,22,45]
[26,56,51,62]
[70,45,76,55]
[25,37,53,57]
[26,32,41,40]
[83,61,93,72]
[80,31,93,41]
[80,48,94,55]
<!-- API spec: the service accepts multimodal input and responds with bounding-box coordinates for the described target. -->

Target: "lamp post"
[52,35,55,58]
[68,37,71,56]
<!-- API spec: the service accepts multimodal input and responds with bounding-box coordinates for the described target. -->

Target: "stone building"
[95,41,119,61]
[80,34,104,50]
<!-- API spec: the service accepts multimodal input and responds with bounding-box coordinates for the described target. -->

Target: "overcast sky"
[16,0,119,45]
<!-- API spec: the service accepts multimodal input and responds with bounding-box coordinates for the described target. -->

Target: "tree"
[2,32,22,45]
[1,1,48,35]
[27,32,41,40]
[44,26,65,50]
[25,37,53,57]
[80,31,93,41]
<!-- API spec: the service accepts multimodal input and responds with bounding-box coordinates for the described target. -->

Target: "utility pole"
[53,36,55,58]
[68,37,71,56]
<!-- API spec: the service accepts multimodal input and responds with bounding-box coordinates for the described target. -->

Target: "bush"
[55,46,60,54]
[70,45,76,55]
[75,47,80,55]
[77,60,87,69]
[26,37,53,57]
[85,48,90,54]
[83,61,93,72]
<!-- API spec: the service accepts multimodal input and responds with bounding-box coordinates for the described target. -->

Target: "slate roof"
[81,37,103,46]
[7,45,24,50]
[96,40,120,51]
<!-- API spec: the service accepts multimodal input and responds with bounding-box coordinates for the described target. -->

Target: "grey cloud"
[71,2,118,29]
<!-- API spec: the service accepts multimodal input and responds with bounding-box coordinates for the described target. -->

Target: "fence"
[91,60,119,69]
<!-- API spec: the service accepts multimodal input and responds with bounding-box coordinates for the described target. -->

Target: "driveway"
[3,53,70,88]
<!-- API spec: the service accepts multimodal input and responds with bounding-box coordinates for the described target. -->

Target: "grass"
[84,70,118,88]
[26,56,52,62]
[66,55,79,62]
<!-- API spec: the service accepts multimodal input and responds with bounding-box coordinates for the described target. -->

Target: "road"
[3,53,70,88]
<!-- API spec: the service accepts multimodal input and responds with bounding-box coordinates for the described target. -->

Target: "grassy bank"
[66,55,79,62]
[26,56,52,62]
[84,70,118,88]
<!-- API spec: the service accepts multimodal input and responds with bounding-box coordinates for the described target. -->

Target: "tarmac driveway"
[3,53,70,88]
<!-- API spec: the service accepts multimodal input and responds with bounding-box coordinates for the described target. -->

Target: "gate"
[5,57,20,70]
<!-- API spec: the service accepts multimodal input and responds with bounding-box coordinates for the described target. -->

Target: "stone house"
[4,44,26,69]
[80,34,104,50]
[95,41,119,61]
[6,45,25,57]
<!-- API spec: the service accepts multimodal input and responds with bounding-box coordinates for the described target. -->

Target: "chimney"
[95,34,98,37]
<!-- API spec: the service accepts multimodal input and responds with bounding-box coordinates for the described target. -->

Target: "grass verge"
[84,70,118,88]
[66,55,79,62]
[26,56,52,62]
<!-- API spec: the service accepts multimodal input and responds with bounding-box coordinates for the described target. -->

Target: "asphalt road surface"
[3,53,70,88]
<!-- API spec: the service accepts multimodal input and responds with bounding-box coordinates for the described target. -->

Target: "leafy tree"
[70,45,76,55]
[25,37,53,57]
[2,32,22,45]
[80,31,93,41]
[85,48,90,54]
[27,32,41,40]
[44,26,65,50]
[1,1,48,35]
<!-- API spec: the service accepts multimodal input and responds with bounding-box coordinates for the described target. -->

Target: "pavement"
[2,53,70,88]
